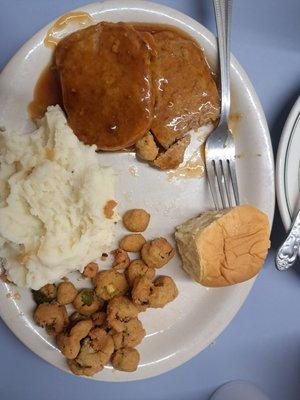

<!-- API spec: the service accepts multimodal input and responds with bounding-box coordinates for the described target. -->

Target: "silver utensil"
[205,0,240,210]
[276,209,300,270]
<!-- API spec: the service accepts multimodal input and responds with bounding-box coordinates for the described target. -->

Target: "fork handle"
[213,0,232,127]
[276,210,300,271]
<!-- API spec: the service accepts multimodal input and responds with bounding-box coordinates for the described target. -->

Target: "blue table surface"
[1,1,300,399]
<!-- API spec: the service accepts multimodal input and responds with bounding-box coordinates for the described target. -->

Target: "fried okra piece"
[119,234,146,252]
[148,276,178,308]
[57,282,77,305]
[68,335,114,377]
[112,347,140,372]
[91,311,107,327]
[141,237,175,268]
[125,260,155,287]
[32,283,57,304]
[57,319,93,359]
[123,209,150,232]
[112,249,130,271]
[131,276,153,307]
[107,296,138,333]
[34,303,68,336]
[69,312,90,323]
[89,327,113,352]
[73,289,103,315]
[135,131,159,161]
[112,317,145,350]
[93,270,128,301]
[83,262,98,278]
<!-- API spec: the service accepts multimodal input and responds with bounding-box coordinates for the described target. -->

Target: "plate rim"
[276,95,300,231]
[0,0,275,382]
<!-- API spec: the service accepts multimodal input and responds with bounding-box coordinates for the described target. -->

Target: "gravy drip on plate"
[44,11,94,48]
[28,63,63,120]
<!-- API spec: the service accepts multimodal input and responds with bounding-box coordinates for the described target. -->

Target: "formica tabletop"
[1,1,300,399]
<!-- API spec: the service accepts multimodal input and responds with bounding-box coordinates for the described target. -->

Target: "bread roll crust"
[175,205,270,287]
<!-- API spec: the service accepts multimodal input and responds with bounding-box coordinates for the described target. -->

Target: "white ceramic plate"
[0,0,274,381]
[277,96,300,231]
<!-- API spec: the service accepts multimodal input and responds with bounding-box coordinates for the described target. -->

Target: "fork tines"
[206,158,240,210]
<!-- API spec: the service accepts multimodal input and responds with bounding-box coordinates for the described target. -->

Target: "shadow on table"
[270,89,300,250]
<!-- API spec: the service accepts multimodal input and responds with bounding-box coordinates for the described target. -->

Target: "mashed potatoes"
[0,106,116,289]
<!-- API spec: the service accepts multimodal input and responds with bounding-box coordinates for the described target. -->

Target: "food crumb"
[82,262,98,278]
[62,276,69,282]
[123,191,133,201]
[14,292,21,300]
[0,273,11,283]
[103,200,118,219]
[128,165,139,177]
[19,252,30,264]
[6,293,12,299]
[101,253,109,261]
[229,112,241,123]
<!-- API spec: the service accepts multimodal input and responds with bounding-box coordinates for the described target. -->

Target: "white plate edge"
[0,0,275,382]
[276,95,300,231]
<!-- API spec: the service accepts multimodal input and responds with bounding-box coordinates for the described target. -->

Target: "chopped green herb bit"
[81,290,94,306]
[31,289,50,304]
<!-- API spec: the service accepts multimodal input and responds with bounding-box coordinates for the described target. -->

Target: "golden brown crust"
[68,335,114,376]
[111,347,140,372]
[125,260,155,287]
[111,248,130,271]
[148,276,178,308]
[141,238,175,268]
[82,262,98,279]
[57,319,93,359]
[135,132,159,161]
[153,135,191,170]
[34,303,68,336]
[122,209,150,232]
[131,276,152,307]
[93,270,129,300]
[175,205,270,287]
[107,296,138,333]
[91,311,107,327]
[57,282,77,305]
[103,200,118,219]
[72,289,102,315]
[119,234,146,252]
[112,317,145,349]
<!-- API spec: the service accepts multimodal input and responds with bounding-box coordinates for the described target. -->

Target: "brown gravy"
[44,11,94,48]
[167,133,208,180]
[29,20,219,153]
[29,22,206,121]
[133,22,198,41]
[28,63,63,120]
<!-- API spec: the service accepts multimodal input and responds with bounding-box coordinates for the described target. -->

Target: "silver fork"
[205,0,240,210]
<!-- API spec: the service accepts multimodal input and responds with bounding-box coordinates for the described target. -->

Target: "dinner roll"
[175,205,270,287]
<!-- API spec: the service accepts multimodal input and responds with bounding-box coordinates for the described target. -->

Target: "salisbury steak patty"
[151,30,220,149]
[55,22,155,150]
